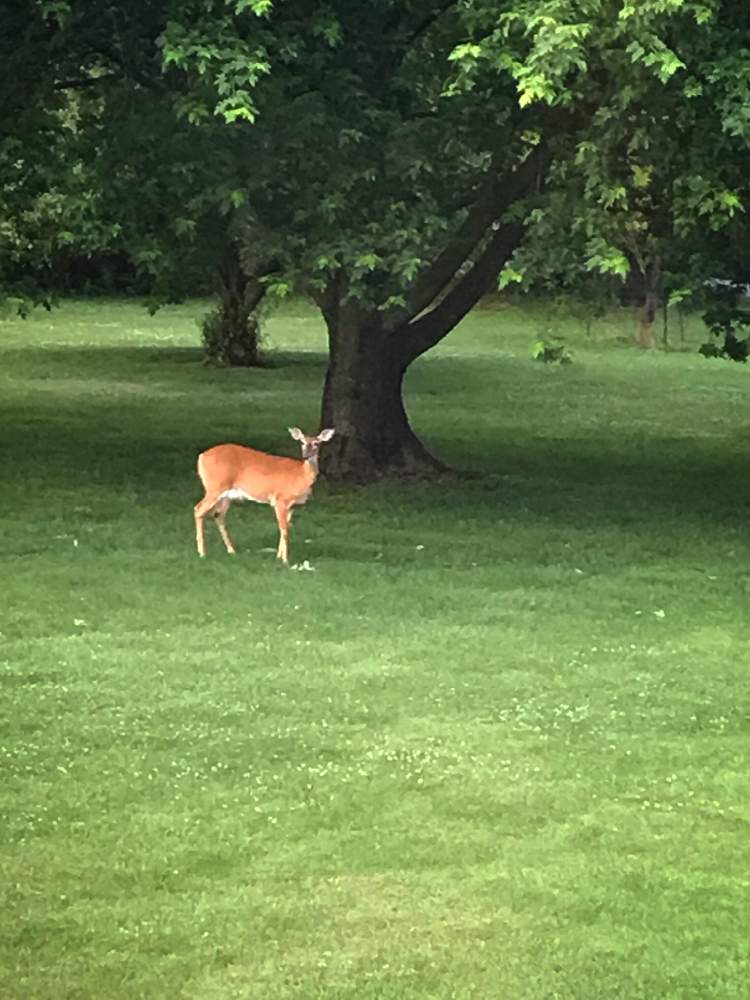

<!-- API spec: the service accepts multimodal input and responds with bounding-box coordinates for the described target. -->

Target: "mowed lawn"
[1,297,749,999]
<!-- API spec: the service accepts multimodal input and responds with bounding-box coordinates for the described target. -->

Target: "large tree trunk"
[313,149,547,481]
[319,307,445,480]
[315,218,528,482]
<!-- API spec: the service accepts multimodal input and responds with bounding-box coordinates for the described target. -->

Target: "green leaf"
[632,164,653,189]
[667,287,692,308]
[235,0,273,14]
[448,43,483,63]
[354,252,382,271]
[498,265,525,290]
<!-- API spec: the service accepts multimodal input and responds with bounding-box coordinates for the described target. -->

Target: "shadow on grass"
[1,343,328,379]
[2,344,747,531]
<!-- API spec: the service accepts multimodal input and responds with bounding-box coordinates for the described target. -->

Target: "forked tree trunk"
[313,149,547,480]
[319,309,445,480]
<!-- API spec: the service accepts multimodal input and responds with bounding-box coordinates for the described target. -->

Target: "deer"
[194,427,335,563]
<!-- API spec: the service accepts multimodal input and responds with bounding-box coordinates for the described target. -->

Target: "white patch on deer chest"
[220,488,268,504]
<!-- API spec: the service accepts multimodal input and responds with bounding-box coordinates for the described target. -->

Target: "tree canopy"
[4,1,750,475]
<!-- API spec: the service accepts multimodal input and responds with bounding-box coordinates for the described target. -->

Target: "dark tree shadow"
[2,344,747,534]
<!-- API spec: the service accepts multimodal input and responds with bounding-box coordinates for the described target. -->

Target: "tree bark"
[636,257,661,349]
[319,305,446,480]
[314,150,546,480]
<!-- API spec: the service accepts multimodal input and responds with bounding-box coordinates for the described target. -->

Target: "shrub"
[532,338,573,365]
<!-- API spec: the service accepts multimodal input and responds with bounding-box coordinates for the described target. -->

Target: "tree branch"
[386,146,545,334]
[383,178,501,333]
[398,219,526,366]
[403,0,459,48]
[309,270,349,340]
[53,73,120,91]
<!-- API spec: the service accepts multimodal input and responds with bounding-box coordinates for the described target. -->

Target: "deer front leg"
[273,501,291,564]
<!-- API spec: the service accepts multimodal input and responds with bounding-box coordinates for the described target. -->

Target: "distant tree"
[1,0,270,360]
[485,1,750,349]
[0,2,120,308]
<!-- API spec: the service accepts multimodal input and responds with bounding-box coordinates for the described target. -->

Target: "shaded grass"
[1,297,749,999]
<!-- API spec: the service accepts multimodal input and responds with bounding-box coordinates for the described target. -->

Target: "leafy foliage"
[532,337,573,364]
[457,1,750,331]
[200,303,262,365]
[6,2,743,298]
[4,2,750,391]
[700,283,750,361]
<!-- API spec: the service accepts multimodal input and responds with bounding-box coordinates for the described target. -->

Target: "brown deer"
[194,427,335,563]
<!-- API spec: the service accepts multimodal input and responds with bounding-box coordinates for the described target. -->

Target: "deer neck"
[303,455,319,483]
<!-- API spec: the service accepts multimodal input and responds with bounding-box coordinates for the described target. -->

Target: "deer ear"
[317,428,335,442]
[288,427,305,441]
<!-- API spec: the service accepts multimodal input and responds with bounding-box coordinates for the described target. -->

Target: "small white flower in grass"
[291,560,315,572]
[574,567,583,574]
[73,618,87,627]
[415,544,425,550]
[73,539,79,548]
[653,609,666,619]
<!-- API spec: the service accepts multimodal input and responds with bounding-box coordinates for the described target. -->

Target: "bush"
[532,338,573,365]
[201,303,261,367]
[700,287,750,363]
[698,340,724,359]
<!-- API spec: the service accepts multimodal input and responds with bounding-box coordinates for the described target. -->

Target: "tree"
[1,0,271,360]
[475,1,750,349]
[7,1,750,477]
[0,2,121,307]
[158,1,549,473]
[171,0,750,477]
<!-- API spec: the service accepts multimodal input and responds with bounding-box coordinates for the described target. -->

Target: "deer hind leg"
[213,497,236,554]
[273,501,291,564]
[194,493,221,557]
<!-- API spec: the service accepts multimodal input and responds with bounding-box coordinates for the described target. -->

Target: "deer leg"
[194,494,221,557]
[273,501,291,564]
[213,497,236,554]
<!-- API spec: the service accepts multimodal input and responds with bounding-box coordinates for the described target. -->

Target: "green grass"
[1,296,749,999]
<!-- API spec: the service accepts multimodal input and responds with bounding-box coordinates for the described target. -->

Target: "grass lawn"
[1,296,749,999]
